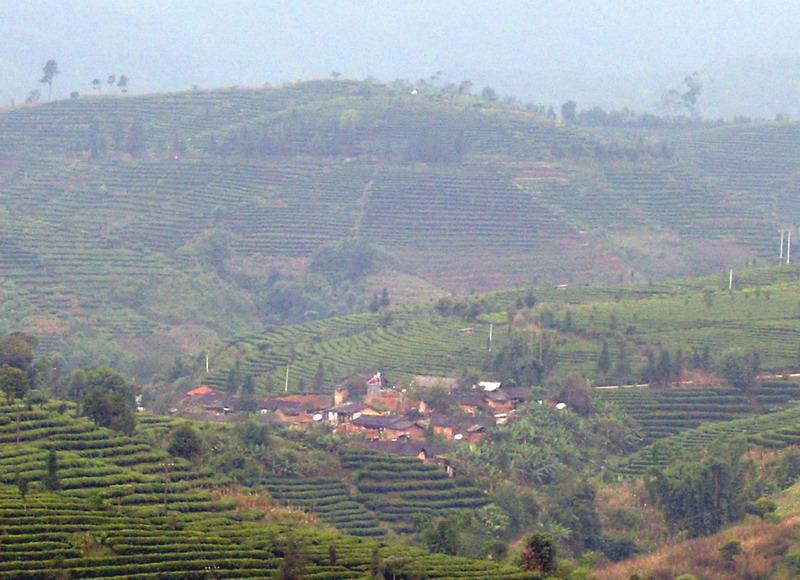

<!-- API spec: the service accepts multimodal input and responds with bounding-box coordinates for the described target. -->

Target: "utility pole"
[284,365,290,393]
[539,331,544,365]
[161,461,174,511]
[205,354,209,374]
[729,269,733,291]
[788,230,792,265]
[488,323,493,352]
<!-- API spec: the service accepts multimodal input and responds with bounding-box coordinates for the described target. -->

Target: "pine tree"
[368,293,380,313]
[644,351,657,385]
[43,449,60,490]
[16,473,28,510]
[227,363,242,393]
[126,118,146,157]
[597,341,611,376]
[691,347,702,369]
[562,310,574,332]
[241,374,255,396]
[39,60,59,101]
[313,363,326,389]
[657,349,673,387]
[369,547,383,580]
[674,349,684,386]
[614,343,630,385]
[276,540,305,580]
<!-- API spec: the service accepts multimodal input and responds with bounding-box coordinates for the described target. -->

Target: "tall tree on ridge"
[117,74,129,94]
[40,60,59,101]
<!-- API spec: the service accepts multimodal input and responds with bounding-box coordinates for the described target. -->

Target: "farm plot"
[341,449,489,534]
[619,402,800,476]
[598,381,800,444]
[264,477,385,537]
[0,402,221,514]
[206,311,499,393]
[0,486,534,579]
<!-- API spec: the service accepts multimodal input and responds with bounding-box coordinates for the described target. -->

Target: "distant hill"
[0,79,798,376]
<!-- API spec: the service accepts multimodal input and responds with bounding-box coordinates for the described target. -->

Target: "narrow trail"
[594,373,800,390]
[352,172,376,236]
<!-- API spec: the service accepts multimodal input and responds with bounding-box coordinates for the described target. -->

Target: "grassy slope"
[593,472,800,579]
[593,513,800,579]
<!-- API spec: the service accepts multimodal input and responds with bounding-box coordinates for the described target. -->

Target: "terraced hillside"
[0,485,534,579]
[598,381,800,443]
[341,449,489,534]
[264,476,386,538]
[262,448,489,538]
[678,122,800,215]
[205,267,800,396]
[0,398,536,578]
[0,400,223,513]
[204,310,500,393]
[2,79,799,376]
[619,401,800,477]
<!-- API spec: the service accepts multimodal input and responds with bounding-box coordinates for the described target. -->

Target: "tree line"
[23,59,131,104]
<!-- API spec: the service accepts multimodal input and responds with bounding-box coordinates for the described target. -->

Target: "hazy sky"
[2,1,799,116]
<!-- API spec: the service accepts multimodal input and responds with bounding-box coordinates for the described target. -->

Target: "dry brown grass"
[596,481,671,554]
[213,487,321,527]
[593,515,800,580]
[365,269,448,306]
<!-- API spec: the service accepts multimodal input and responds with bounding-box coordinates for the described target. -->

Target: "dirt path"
[352,174,376,236]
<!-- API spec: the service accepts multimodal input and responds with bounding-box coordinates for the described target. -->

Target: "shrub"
[519,532,557,573]
[168,424,204,460]
[599,534,638,561]
[745,498,777,519]
[719,539,742,562]
[785,549,800,573]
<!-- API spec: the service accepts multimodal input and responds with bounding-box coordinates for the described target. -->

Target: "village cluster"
[177,372,534,446]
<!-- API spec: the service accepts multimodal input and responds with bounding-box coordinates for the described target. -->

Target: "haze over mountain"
[3,1,800,118]
[7,4,800,578]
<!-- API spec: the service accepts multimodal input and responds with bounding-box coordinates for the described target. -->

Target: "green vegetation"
[264,476,386,538]
[5,79,800,576]
[645,439,750,537]
[0,484,536,579]
[78,366,138,434]
[598,381,800,444]
[457,394,636,486]
[199,267,800,399]
[2,80,799,379]
[618,397,800,476]
[201,310,498,394]
[0,393,537,578]
[342,449,489,534]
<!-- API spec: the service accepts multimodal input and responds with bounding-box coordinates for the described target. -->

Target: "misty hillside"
[0,79,798,376]
[4,2,800,119]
